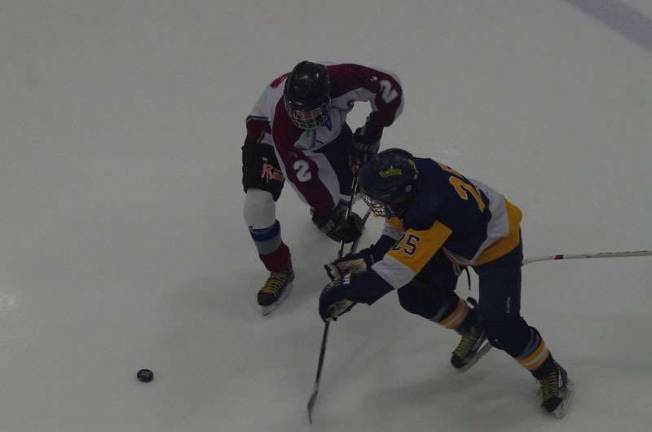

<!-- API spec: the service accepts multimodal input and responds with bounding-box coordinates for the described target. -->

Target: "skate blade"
[551,379,575,418]
[260,282,293,316]
[455,342,492,373]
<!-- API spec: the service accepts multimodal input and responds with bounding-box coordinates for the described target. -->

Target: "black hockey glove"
[349,124,382,171]
[324,247,374,281]
[319,277,357,321]
[312,205,363,243]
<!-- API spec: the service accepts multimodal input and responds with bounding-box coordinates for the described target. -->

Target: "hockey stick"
[305,213,370,423]
[522,250,652,266]
[307,177,370,424]
[350,209,371,256]
[307,320,330,425]
[336,176,360,260]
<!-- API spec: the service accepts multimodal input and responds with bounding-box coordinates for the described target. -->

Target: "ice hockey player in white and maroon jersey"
[241,61,403,314]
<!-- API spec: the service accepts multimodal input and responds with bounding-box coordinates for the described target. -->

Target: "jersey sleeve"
[383,216,405,240]
[245,84,278,145]
[366,217,405,262]
[369,221,453,290]
[347,221,452,305]
[329,64,404,133]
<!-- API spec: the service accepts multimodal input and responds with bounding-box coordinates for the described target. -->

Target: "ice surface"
[0,1,650,431]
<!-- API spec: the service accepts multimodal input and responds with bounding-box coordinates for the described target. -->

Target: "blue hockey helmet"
[358,148,418,217]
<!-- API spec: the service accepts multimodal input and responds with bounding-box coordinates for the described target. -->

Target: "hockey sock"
[516,327,554,378]
[249,221,291,272]
[259,243,291,273]
[431,294,477,334]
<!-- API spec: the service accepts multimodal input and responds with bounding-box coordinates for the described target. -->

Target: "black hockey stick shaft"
[336,175,359,259]
[307,175,361,424]
[306,210,371,422]
[307,320,330,424]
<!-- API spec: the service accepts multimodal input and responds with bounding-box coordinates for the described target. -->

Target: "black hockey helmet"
[358,148,419,217]
[284,61,331,130]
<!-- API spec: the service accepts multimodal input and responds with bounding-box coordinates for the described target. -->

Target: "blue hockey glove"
[324,248,374,281]
[324,234,397,280]
[319,277,357,321]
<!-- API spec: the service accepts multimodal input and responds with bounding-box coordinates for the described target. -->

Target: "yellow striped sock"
[517,339,550,371]
[438,298,469,331]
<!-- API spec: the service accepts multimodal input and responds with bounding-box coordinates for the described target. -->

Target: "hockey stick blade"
[307,387,318,424]
[307,321,330,424]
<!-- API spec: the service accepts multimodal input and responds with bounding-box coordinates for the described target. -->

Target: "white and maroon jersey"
[244,63,404,216]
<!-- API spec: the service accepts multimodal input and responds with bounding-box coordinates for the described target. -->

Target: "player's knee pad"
[244,189,276,229]
[482,317,531,357]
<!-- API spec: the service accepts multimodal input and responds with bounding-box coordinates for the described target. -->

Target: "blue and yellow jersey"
[367,158,522,292]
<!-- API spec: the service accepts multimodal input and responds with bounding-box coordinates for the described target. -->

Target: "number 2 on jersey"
[293,160,312,182]
[379,80,399,103]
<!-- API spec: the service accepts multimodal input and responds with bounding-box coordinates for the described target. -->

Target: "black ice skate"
[450,324,492,372]
[257,267,294,316]
[538,361,573,418]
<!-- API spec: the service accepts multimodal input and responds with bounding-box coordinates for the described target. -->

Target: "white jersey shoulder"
[248,81,285,127]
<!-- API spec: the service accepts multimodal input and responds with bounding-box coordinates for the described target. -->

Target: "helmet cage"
[358,148,418,218]
[361,183,413,218]
[361,193,392,217]
[285,99,330,130]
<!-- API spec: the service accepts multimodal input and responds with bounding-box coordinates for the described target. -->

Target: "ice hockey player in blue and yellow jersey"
[320,148,573,417]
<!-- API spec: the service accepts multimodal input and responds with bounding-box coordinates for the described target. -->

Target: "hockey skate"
[257,267,294,316]
[537,361,574,418]
[450,324,492,372]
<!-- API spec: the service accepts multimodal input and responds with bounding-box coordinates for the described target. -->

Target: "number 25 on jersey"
[436,162,486,212]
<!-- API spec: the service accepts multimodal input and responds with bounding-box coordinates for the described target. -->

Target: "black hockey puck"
[136,369,154,383]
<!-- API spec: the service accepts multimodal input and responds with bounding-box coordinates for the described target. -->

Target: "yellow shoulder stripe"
[386,216,405,230]
[387,221,452,273]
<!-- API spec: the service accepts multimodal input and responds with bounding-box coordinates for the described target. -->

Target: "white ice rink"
[1,1,651,431]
